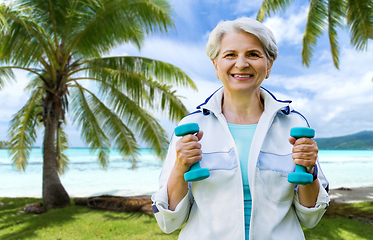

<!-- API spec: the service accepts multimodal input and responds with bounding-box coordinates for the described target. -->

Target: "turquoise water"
[0,148,163,198]
[1,149,373,197]
[318,150,373,189]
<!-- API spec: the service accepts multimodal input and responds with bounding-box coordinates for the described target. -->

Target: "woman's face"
[213,31,272,96]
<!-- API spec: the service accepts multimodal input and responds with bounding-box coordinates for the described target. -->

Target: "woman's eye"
[249,52,259,57]
[225,53,235,57]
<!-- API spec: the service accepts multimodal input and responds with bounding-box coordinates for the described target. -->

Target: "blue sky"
[1,0,372,147]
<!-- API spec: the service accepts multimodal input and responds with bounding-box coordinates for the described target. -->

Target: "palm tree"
[257,0,373,69]
[0,0,196,209]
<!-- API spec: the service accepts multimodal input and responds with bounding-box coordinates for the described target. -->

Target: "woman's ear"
[266,60,274,79]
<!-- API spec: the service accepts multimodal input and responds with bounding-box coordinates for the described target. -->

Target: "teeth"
[233,74,251,78]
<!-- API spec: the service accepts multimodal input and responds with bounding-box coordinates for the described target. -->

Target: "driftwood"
[74,195,152,213]
[18,202,47,214]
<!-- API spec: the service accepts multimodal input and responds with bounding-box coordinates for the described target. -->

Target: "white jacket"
[151,87,330,240]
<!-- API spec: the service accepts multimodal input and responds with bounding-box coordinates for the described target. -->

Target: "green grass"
[303,201,373,240]
[0,197,180,240]
[1,198,372,240]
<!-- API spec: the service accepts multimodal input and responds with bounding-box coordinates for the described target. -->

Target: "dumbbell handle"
[288,127,315,185]
[175,123,210,182]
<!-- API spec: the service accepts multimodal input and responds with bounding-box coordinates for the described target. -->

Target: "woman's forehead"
[220,31,265,52]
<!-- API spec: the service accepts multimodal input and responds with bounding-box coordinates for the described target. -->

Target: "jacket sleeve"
[151,135,194,234]
[293,160,330,228]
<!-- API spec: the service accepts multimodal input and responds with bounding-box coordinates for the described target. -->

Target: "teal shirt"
[228,123,257,240]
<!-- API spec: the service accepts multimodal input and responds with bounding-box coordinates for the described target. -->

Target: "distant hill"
[0,141,9,149]
[315,131,373,150]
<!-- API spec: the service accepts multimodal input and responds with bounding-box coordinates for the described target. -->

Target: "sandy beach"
[329,186,373,203]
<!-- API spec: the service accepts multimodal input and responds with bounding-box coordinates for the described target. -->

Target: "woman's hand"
[175,130,204,174]
[289,136,320,208]
[288,137,318,173]
[167,130,203,211]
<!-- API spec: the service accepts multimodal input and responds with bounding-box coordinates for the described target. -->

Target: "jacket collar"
[196,86,292,117]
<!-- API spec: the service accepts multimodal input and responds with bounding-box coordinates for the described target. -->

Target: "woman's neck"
[222,88,264,125]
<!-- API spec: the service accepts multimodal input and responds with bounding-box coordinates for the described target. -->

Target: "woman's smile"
[231,73,254,80]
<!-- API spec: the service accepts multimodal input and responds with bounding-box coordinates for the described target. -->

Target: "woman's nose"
[235,56,249,70]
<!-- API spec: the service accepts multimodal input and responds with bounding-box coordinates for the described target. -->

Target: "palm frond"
[86,56,196,89]
[8,88,43,171]
[327,0,346,69]
[0,3,55,68]
[302,0,328,67]
[87,90,140,161]
[140,57,196,89]
[0,4,9,30]
[99,80,169,157]
[83,61,147,105]
[67,0,173,59]
[0,67,15,90]
[82,56,195,116]
[346,0,373,51]
[69,83,110,168]
[257,0,295,22]
[85,56,192,120]
[19,0,71,48]
[56,124,69,175]
[144,80,188,122]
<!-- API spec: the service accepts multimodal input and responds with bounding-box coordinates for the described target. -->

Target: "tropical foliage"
[257,0,373,69]
[0,0,196,209]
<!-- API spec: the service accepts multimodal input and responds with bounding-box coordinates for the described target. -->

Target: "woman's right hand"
[174,130,204,175]
[167,130,203,211]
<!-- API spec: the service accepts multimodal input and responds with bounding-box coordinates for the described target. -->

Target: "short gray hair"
[206,18,278,62]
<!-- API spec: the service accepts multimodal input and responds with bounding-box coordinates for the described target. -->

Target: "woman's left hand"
[289,137,320,208]
[288,137,319,173]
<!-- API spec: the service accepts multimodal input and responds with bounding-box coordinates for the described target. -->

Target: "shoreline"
[2,187,373,203]
[329,186,373,203]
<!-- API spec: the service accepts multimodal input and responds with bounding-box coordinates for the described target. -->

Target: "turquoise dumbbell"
[175,123,210,182]
[288,127,315,185]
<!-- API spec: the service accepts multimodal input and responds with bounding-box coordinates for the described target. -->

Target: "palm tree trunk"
[42,114,70,209]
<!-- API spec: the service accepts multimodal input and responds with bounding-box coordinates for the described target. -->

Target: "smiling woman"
[151,17,330,240]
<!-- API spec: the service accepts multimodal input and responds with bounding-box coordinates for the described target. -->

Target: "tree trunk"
[42,114,70,209]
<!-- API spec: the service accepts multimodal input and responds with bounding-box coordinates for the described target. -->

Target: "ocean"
[1,148,373,198]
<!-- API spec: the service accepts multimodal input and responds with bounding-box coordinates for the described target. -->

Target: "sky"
[0,0,372,147]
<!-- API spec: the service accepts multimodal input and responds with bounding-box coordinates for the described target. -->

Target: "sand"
[329,187,373,203]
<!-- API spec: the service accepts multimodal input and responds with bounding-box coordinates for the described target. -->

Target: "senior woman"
[151,18,330,240]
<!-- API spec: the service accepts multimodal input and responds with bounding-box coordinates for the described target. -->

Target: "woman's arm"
[151,130,203,234]
[297,170,319,207]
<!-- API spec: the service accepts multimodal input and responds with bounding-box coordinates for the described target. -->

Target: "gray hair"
[206,18,278,62]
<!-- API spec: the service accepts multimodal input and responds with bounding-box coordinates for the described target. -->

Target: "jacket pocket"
[200,148,238,171]
[257,151,294,173]
[257,151,295,202]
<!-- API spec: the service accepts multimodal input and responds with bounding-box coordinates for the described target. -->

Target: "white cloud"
[266,44,373,138]
[0,70,30,122]
[263,7,308,46]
